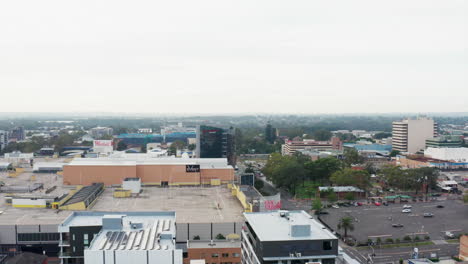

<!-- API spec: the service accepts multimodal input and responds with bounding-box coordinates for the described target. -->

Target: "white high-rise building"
[392,117,438,153]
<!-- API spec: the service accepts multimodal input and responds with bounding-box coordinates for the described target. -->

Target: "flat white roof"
[66,157,233,169]
[244,210,337,242]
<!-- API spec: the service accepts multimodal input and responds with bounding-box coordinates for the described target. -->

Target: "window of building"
[84,234,89,245]
[73,247,76,252]
[323,241,333,250]
[183,252,188,258]
[212,253,219,258]
[232,253,240,258]
[72,234,75,241]
[17,233,60,242]
[222,253,229,258]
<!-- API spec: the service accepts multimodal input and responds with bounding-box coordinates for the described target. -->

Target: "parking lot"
[320,198,468,243]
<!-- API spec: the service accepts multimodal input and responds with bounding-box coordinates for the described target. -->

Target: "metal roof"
[318,186,364,192]
[62,183,104,206]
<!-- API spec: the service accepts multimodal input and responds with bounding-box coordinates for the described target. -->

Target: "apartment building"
[242,211,339,264]
[392,117,438,153]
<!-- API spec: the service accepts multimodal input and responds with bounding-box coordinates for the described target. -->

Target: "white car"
[402,209,412,213]
[332,205,340,209]
[403,204,412,209]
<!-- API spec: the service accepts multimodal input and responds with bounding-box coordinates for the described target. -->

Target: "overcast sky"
[0,0,466,114]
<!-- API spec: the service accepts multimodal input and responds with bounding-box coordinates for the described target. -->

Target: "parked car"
[402,209,412,213]
[374,202,381,206]
[357,202,363,206]
[445,231,455,238]
[403,204,412,209]
[332,205,340,209]
[423,213,434,217]
[318,211,329,215]
[436,204,444,208]
[392,223,404,228]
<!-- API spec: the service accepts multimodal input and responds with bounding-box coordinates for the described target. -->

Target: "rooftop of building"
[85,212,176,251]
[65,157,233,169]
[0,160,243,225]
[243,210,337,242]
[318,186,364,192]
[187,240,241,249]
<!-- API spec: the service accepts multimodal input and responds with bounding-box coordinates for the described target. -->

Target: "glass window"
[323,241,332,250]
[212,253,219,258]
[222,253,229,258]
[232,253,240,257]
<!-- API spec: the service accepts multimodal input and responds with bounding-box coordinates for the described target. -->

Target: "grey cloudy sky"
[0,0,466,114]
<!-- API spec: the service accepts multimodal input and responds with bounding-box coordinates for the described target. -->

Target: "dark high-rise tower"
[196,125,236,165]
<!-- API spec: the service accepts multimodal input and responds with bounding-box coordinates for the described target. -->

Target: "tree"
[313,129,332,141]
[327,191,338,204]
[168,144,177,156]
[373,132,392,139]
[254,179,264,190]
[171,140,186,150]
[343,148,363,167]
[389,150,400,157]
[188,144,196,151]
[337,216,355,238]
[312,199,322,214]
[344,192,355,201]
[215,233,226,240]
[117,141,127,151]
[330,169,371,191]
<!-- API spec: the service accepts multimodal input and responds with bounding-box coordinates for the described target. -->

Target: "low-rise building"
[318,186,366,200]
[425,147,468,162]
[183,240,241,264]
[425,135,463,148]
[63,157,234,186]
[242,210,339,264]
[58,211,182,264]
[282,137,342,156]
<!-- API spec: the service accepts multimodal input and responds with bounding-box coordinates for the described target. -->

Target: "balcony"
[58,241,70,247]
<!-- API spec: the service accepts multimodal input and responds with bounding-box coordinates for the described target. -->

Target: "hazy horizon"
[1,0,466,114]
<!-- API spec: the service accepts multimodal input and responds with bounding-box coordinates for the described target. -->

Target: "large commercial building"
[425,135,463,148]
[242,211,339,264]
[196,125,236,166]
[281,137,342,156]
[392,117,438,153]
[63,157,234,186]
[89,127,113,139]
[116,132,196,147]
[58,211,182,264]
[425,147,468,162]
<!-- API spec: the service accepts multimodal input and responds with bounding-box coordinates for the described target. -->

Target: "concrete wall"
[407,119,434,153]
[84,249,183,264]
[64,164,234,186]
[175,223,242,242]
[63,165,137,185]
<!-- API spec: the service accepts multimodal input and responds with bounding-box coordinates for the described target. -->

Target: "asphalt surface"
[343,243,460,264]
[320,198,468,243]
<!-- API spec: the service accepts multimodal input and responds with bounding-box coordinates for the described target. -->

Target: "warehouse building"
[63,158,234,186]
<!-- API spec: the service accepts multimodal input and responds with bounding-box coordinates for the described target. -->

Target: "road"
[343,243,460,263]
